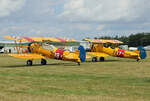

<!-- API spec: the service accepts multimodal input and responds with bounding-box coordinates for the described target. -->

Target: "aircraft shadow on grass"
[86,59,140,62]
[102,59,139,62]
[3,62,78,68]
[86,59,119,62]
[2,59,142,68]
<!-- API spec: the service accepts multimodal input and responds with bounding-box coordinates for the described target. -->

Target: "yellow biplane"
[84,38,147,62]
[4,36,86,66]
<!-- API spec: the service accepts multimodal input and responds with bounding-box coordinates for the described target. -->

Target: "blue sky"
[0,0,150,40]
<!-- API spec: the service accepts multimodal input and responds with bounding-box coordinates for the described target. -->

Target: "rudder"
[78,45,86,62]
[138,46,147,59]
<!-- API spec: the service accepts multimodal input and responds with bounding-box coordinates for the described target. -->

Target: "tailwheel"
[27,60,32,66]
[99,57,105,62]
[41,59,47,65]
[77,62,80,66]
[92,57,97,62]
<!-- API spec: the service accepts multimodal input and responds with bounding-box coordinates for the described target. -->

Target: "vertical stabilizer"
[78,45,86,62]
[138,46,147,59]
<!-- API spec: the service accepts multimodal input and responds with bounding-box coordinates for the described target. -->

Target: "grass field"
[0,52,150,101]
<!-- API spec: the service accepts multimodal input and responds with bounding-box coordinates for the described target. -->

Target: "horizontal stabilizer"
[86,55,92,59]
[8,54,45,59]
[63,53,79,60]
[87,52,109,57]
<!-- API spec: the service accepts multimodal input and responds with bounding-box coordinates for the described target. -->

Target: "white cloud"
[60,0,150,22]
[0,25,64,37]
[0,0,25,17]
[1,0,150,40]
[68,23,91,31]
[96,25,105,31]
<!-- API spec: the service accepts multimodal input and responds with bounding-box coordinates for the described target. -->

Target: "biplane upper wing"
[4,36,74,42]
[103,39,123,44]
[83,38,123,44]
[83,38,105,43]
[4,36,25,41]
[8,53,45,59]
[87,52,109,57]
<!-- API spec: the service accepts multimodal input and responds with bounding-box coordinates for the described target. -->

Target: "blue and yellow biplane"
[4,36,86,66]
[84,38,147,62]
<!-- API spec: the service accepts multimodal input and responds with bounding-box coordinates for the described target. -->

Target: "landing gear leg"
[27,60,32,66]
[137,59,140,62]
[41,59,47,65]
[77,62,80,66]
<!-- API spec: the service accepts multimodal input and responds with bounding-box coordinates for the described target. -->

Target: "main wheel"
[92,57,97,62]
[27,60,32,66]
[41,59,47,65]
[99,57,105,61]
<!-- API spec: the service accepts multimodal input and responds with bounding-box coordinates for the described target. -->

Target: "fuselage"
[28,43,81,63]
[91,44,141,60]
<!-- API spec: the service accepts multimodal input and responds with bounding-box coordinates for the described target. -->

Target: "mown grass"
[0,52,150,101]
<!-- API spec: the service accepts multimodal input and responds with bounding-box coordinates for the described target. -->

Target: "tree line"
[95,33,150,47]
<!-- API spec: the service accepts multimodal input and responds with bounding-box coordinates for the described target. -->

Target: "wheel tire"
[41,59,47,65]
[27,60,32,66]
[92,57,97,62]
[137,59,139,62]
[99,57,105,61]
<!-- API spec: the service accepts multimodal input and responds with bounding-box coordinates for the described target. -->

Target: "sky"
[0,0,150,40]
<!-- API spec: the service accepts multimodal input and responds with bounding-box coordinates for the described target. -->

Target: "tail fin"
[78,45,86,62]
[138,46,147,59]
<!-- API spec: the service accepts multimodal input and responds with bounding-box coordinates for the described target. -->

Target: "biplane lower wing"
[87,52,109,57]
[8,54,45,59]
